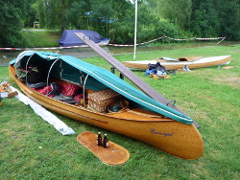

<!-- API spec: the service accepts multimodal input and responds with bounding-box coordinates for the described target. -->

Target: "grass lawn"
[0,44,239,179]
[21,30,61,48]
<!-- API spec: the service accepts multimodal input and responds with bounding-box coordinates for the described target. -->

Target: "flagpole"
[133,0,138,60]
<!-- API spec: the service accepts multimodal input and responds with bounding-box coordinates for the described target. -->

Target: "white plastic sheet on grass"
[11,86,75,135]
[0,92,9,98]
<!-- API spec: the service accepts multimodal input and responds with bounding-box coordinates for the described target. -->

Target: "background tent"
[57,30,109,47]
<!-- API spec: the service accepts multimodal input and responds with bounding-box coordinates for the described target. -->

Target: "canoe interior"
[9,65,172,122]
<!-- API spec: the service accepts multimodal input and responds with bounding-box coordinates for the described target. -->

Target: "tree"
[190,0,220,37]
[153,0,192,29]
[37,0,75,31]
[190,0,240,40]
[23,0,38,28]
[0,0,25,47]
[217,0,240,40]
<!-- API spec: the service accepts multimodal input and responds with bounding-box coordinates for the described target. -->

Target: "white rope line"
[0,36,225,50]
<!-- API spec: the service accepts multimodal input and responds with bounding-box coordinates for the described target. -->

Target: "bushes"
[109,17,184,45]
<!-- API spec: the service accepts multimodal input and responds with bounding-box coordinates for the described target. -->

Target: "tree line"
[1,0,240,47]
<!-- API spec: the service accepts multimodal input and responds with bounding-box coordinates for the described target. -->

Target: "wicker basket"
[88,88,122,113]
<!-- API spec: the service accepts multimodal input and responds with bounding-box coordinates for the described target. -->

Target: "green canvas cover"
[10,51,193,125]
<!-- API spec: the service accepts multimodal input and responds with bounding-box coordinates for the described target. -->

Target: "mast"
[75,32,200,128]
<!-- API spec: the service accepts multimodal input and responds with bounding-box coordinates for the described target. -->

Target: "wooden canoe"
[9,51,204,160]
[122,55,231,70]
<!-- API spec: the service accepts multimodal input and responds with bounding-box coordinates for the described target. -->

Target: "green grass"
[21,30,61,48]
[0,44,240,179]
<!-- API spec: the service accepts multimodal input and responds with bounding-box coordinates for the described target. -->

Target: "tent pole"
[46,58,60,87]
[25,54,35,84]
[83,74,90,108]
[46,58,60,95]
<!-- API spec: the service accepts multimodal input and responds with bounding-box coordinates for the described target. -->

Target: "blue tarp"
[10,51,193,125]
[57,30,108,47]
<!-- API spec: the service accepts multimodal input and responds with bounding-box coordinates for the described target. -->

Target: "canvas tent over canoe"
[57,30,110,47]
[10,51,192,124]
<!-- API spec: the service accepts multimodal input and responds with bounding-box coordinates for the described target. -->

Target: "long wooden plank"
[75,33,200,127]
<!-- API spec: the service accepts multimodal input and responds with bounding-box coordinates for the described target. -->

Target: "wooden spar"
[75,33,200,128]
[75,33,181,111]
[75,33,173,105]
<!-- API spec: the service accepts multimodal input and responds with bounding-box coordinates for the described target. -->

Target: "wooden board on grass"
[77,131,130,166]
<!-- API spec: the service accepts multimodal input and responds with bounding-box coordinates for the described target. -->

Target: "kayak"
[122,55,231,70]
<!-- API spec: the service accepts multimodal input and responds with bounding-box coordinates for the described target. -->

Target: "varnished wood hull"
[9,65,204,159]
[123,55,231,70]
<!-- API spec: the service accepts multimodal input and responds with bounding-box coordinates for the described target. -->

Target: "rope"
[0,36,225,50]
